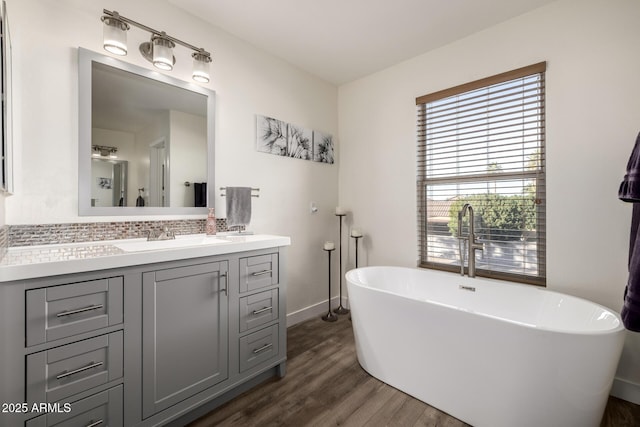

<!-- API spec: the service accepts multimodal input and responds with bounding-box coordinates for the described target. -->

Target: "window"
[416,62,546,285]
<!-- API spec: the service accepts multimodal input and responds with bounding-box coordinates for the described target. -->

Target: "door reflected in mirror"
[78,48,215,216]
[91,158,128,207]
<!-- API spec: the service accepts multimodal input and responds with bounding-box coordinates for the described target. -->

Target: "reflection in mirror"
[91,158,128,207]
[78,48,215,216]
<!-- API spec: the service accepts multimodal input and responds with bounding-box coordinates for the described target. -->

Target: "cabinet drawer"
[25,384,123,427]
[239,253,278,293]
[26,331,123,405]
[239,289,279,333]
[239,325,279,372]
[26,277,124,346]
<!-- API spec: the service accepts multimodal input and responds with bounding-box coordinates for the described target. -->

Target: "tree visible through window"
[416,63,546,285]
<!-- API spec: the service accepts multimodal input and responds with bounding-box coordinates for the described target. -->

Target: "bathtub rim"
[346,265,625,336]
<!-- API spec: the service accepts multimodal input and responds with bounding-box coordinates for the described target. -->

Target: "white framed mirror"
[78,48,215,216]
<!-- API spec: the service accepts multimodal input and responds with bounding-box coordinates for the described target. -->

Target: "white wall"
[7,0,339,317]
[338,0,640,400]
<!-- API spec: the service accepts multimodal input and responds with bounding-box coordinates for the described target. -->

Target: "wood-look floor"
[189,315,640,427]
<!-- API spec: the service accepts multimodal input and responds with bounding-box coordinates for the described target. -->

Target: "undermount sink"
[113,235,230,252]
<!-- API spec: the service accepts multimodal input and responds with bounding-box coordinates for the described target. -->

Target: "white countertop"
[0,233,291,283]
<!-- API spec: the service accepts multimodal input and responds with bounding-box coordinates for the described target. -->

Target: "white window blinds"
[417,62,546,285]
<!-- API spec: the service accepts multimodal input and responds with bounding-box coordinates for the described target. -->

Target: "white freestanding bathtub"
[346,266,625,427]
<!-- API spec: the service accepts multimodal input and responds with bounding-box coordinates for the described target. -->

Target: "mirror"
[78,48,215,215]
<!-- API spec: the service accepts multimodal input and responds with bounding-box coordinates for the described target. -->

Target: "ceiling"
[168,0,556,85]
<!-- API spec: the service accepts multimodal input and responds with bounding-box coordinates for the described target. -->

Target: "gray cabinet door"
[141,261,229,419]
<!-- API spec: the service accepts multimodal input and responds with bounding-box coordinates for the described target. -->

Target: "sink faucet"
[146,227,176,241]
[457,203,483,278]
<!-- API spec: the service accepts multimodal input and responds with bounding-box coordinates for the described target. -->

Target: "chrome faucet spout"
[457,204,468,239]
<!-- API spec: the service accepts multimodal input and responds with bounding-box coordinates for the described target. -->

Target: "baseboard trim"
[286,296,349,327]
[611,377,640,405]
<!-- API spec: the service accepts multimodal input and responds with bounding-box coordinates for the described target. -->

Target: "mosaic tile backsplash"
[0,225,7,259]
[7,218,237,247]
[2,243,125,266]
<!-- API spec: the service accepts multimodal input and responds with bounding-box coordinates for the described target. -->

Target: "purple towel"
[619,132,640,331]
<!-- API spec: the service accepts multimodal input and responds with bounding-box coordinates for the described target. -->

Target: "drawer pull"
[56,304,104,318]
[252,306,273,315]
[56,361,104,380]
[251,269,272,277]
[85,420,104,427]
[252,343,273,354]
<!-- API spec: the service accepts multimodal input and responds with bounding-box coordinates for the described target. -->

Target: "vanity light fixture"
[151,33,175,71]
[101,9,213,83]
[92,145,118,158]
[192,50,212,83]
[101,11,129,56]
[139,32,176,71]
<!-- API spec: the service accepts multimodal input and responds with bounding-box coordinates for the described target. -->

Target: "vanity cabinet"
[137,250,286,426]
[0,243,287,427]
[141,261,229,418]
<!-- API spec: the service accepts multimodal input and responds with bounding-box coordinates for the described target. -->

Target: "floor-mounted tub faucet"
[457,203,483,278]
